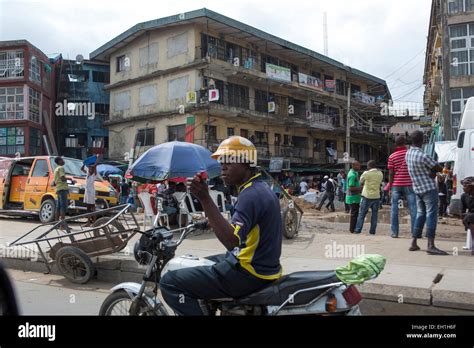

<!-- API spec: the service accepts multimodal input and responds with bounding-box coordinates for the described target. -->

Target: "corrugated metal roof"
[90,8,388,88]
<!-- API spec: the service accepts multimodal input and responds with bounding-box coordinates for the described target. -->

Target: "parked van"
[0,156,118,223]
[450,97,474,216]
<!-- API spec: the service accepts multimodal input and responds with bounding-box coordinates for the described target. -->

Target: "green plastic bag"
[335,254,386,285]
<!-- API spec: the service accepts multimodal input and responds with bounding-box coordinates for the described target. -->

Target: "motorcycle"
[99,221,369,316]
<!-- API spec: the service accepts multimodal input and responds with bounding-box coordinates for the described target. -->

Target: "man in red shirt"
[387,136,417,238]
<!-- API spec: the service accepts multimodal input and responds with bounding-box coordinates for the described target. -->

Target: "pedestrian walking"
[81,160,98,226]
[346,161,362,233]
[405,130,447,255]
[316,176,336,211]
[354,161,383,235]
[387,135,417,238]
[53,156,69,225]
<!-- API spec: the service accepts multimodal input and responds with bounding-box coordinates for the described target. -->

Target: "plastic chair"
[138,191,156,230]
[154,197,170,229]
[209,190,231,220]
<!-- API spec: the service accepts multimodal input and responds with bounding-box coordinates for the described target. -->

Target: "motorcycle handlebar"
[163,219,209,248]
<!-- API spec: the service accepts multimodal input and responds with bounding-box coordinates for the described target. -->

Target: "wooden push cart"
[9,204,141,284]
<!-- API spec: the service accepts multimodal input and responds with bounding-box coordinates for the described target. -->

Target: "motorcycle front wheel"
[99,290,157,316]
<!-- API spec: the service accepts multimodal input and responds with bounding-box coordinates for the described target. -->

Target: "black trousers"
[349,203,360,233]
[439,196,448,216]
[159,253,272,315]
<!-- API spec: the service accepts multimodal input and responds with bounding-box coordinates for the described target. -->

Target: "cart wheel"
[282,207,299,239]
[92,217,128,251]
[56,246,95,284]
[39,199,56,223]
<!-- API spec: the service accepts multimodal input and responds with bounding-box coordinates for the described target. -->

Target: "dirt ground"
[293,197,467,241]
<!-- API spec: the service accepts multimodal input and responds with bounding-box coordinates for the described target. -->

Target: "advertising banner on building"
[185,115,195,143]
[298,73,323,90]
[266,63,291,82]
[353,91,376,105]
[325,79,336,92]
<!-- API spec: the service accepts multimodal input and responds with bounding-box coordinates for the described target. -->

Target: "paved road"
[8,269,109,315]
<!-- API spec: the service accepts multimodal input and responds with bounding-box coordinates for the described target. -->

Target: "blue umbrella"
[97,164,124,177]
[128,141,221,181]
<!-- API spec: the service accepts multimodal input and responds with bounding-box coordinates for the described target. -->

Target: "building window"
[168,124,186,141]
[28,88,40,123]
[135,128,155,147]
[29,127,41,155]
[0,127,25,156]
[139,43,159,67]
[449,0,464,14]
[240,129,249,138]
[0,51,24,79]
[254,131,268,145]
[336,79,347,96]
[205,125,217,143]
[139,84,158,106]
[94,103,109,116]
[227,83,249,109]
[29,55,41,83]
[450,87,474,136]
[227,127,234,137]
[288,97,306,117]
[0,87,24,120]
[168,75,189,100]
[92,71,110,83]
[91,136,107,148]
[65,134,86,148]
[167,32,188,58]
[255,90,268,113]
[448,23,474,76]
[114,90,131,111]
[116,55,129,72]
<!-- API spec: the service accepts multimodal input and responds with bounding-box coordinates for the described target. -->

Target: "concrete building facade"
[91,9,392,169]
[0,40,57,157]
[425,0,474,141]
[54,58,110,159]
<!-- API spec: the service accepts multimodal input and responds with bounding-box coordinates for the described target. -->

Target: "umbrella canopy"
[127,141,221,182]
[97,164,124,177]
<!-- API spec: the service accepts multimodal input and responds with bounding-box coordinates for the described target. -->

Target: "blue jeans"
[391,186,417,236]
[355,197,379,234]
[56,190,69,215]
[119,195,128,205]
[413,189,438,239]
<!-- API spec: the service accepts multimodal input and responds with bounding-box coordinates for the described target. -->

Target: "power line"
[383,48,426,80]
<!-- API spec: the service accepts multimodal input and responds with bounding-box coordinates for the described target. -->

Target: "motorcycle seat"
[234,271,341,306]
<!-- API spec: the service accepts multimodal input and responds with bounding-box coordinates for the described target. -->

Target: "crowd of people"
[269,130,472,256]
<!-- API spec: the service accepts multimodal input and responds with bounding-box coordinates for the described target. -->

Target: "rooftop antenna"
[323,12,328,56]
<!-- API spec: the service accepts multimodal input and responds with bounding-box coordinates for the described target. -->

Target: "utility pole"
[323,12,328,56]
[345,83,351,172]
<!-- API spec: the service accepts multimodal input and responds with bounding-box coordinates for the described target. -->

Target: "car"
[0,156,118,223]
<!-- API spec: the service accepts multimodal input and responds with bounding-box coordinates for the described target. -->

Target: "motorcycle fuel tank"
[161,255,216,277]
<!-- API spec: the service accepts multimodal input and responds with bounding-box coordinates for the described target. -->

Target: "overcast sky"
[0,0,431,105]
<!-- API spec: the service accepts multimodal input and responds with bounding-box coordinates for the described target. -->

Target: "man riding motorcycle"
[159,136,282,315]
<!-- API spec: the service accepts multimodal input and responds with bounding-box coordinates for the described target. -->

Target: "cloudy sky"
[0,0,431,105]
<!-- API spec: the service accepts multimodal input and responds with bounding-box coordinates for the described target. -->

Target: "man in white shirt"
[299,180,309,195]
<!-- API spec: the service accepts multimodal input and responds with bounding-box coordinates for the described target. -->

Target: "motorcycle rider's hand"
[190,174,211,202]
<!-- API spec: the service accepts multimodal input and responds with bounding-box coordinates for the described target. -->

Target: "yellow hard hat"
[211,136,257,164]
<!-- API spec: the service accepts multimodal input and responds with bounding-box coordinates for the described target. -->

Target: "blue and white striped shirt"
[405,146,438,195]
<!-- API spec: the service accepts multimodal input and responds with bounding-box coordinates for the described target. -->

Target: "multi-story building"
[54,57,110,159]
[91,9,391,170]
[424,0,474,141]
[0,40,57,157]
